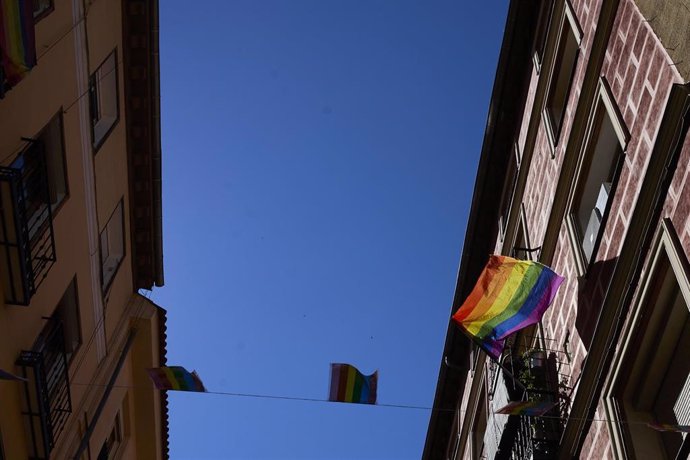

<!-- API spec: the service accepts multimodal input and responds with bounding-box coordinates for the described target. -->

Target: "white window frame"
[603,219,690,459]
[565,78,628,275]
[90,50,119,151]
[55,277,81,363]
[99,200,125,292]
[542,0,582,153]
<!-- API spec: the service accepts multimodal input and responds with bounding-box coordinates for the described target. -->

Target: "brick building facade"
[424,0,690,458]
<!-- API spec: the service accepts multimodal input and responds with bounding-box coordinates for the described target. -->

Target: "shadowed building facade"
[425,0,690,458]
[0,0,167,458]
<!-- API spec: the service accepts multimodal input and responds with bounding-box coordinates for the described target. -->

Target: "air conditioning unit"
[582,182,611,261]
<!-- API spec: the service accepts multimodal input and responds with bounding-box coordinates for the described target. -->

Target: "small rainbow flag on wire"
[146,366,206,392]
[329,363,377,405]
[647,422,690,433]
[0,0,37,96]
[496,400,557,416]
[453,255,564,360]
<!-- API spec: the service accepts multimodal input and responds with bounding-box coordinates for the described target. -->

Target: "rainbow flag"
[496,400,556,416]
[146,366,206,392]
[647,422,690,433]
[329,363,377,404]
[453,255,564,360]
[0,0,36,95]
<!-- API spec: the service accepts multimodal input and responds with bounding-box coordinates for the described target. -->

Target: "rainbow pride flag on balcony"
[453,255,564,360]
[496,400,556,416]
[329,363,377,405]
[0,0,37,96]
[146,366,206,392]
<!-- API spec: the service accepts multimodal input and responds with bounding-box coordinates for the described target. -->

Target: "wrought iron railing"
[495,350,566,460]
[17,320,72,459]
[0,139,56,305]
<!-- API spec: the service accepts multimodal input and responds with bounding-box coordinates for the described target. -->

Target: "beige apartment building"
[426,0,690,459]
[0,0,166,458]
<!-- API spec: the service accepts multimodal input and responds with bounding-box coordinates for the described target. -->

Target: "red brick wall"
[516,0,686,456]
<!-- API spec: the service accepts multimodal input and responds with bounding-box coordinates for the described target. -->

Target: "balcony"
[16,320,72,459]
[493,349,571,460]
[0,139,56,305]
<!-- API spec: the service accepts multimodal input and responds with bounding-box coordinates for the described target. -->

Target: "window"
[97,412,122,460]
[89,51,119,150]
[499,143,520,239]
[38,112,68,211]
[471,388,488,460]
[604,223,690,459]
[11,112,68,235]
[543,4,580,147]
[55,277,81,362]
[533,0,555,67]
[33,0,53,21]
[567,80,627,270]
[100,201,124,291]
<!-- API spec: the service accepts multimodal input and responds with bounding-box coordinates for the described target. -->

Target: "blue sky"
[155,2,508,458]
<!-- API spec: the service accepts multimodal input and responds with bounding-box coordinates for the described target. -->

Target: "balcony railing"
[16,320,72,460]
[0,139,56,305]
[495,350,567,460]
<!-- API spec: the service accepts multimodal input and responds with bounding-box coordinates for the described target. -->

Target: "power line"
[60,381,690,428]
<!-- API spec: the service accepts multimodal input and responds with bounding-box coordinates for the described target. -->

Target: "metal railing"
[494,350,566,460]
[0,139,56,305]
[17,320,72,459]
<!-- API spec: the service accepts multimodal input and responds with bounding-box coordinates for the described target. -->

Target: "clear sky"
[155,2,508,459]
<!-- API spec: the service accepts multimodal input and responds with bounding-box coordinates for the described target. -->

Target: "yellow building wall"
[0,1,164,458]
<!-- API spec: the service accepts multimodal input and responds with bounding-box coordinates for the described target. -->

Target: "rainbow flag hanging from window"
[496,400,557,416]
[453,255,564,360]
[328,363,377,405]
[146,366,207,392]
[0,0,37,95]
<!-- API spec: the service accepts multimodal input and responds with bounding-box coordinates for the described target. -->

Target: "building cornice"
[121,0,164,291]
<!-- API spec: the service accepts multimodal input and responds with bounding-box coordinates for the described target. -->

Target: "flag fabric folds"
[146,366,206,392]
[328,363,377,405]
[452,255,564,360]
[0,367,27,381]
[0,0,37,96]
[647,422,690,433]
[496,400,557,417]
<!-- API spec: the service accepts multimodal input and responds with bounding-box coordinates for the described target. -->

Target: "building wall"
[0,1,164,458]
[450,0,690,458]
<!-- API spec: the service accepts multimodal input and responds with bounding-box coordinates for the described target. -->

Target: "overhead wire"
[52,380,690,429]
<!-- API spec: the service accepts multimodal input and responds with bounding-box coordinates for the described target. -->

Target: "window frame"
[99,200,126,293]
[532,0,556,72]
[542,0,582,153]
[603,219,690,459]
[89,49,120,152]
[499,142,521,241]
[36,110,70,216]
[33,0,54,23]
[55,276,82,366]
[470,383,488,460]
[98,411,123,460]
[565,78,628,276]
